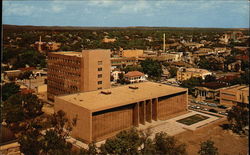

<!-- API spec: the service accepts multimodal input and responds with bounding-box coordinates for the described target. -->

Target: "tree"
[204,75,216,83]
[180,77,202,94]
[18,110,77,155]
[198,140,218,155]
[123,65,143,73]
[140,59,162,80]
[1,82,20,101]
[100,128,141,155]
[227,102,249,134]
[2,93,43,124]
[154,132,187,155]
[168,66,178,78]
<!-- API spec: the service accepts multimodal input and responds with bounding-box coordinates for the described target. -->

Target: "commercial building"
[47,49,111,101]
[120,50,144,58]
[125,71,146,83]
[220,85,249,106]
[111,57,139,68]
[177,67,212,81]
[54,82,188,143]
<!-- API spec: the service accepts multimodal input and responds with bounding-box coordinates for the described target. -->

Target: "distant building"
[120,50,144,58]
[111,57,139,68]
[46,42,61,51]
[47,49,111,101]
[102,37,116,43]
[177,67,212,81]
[125,71,146,83]
[111,70,124,82]
[54,82,188,143]
[220,85,249,106]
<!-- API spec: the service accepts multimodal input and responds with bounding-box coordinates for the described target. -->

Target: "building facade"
[125,71,146,83]
[120,50,144,58]
[54,82,188,143]
[177,67,212,81]
[47,49,111,101]
[220,85,249,106]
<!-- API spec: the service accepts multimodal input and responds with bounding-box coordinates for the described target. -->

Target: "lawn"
[176,114,209,126]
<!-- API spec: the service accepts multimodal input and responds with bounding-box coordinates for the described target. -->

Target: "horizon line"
[3,24,249,29]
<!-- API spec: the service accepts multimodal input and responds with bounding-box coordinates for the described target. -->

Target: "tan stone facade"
[220,85,249,106]
[120,50,144,58]
[54,82,188,143]
[47,49,111,101]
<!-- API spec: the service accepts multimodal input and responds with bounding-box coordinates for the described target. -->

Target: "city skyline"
[3,0,250,28]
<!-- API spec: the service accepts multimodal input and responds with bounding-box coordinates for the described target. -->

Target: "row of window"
[48,57,81,65]
[48,75,79,84]
[48,64,80,71]
[48,69,81,77]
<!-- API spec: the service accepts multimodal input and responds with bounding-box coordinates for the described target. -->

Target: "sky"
[2,0,250,28]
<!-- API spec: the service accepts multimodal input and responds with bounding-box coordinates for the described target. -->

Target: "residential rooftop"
[56,81,187,112]
[221,84,249,92]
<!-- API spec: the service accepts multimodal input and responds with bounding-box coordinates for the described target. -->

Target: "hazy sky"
[3,0,250,28]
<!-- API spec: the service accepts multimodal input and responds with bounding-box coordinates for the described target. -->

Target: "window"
[98,74,102,78]
[98,61,102,65]
[98,81,102,85]
[98,87,102,90]
[98,67,102,71]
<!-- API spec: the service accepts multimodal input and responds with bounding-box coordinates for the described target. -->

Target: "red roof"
[235,55,249,61]
[18,67,36,72]
[218,75,240,82]
[20,88,34,94]
[125,71,145,78]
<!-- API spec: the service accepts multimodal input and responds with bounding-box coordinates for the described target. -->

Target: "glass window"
[98,81,102,85]
[98,74,102,78]
[98,61,102,65]
[98,68,102,71]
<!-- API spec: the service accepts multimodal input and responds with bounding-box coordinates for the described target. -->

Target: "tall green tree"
[198,140,218,155]
[140,59,162,80]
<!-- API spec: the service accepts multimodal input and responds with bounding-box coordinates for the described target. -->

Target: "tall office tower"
[47,49,111,101]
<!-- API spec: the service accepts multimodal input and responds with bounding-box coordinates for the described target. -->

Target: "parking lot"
[188,99,229,116]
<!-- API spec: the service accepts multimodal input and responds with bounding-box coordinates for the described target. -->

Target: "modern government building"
[54,82,188,143]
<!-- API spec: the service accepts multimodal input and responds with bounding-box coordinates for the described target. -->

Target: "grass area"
[177,114,209,126]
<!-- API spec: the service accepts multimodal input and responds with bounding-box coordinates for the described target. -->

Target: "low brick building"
[220,85,249,106]
[54,82,188,143]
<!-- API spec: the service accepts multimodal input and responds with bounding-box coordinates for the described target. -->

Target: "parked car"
[209,109,218,113]
[217,105,227,109]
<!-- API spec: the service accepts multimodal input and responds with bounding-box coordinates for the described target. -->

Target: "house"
[177,67,212,81]
[125,71,146,83]
[111,70,125,82]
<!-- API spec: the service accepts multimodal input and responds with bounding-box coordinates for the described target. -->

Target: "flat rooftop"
[51,51,82,57]
[51,49,110,57]
[56,82,187,112]
[222,85,249,92]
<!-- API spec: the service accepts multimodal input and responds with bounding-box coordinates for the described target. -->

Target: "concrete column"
[152,98,158,121]
[133,102,139,127]
[139,101,146,125]
[146,99,152,123]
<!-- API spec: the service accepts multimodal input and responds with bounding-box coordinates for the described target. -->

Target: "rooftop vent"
[101,91,112,95]
[129,86,138,89]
